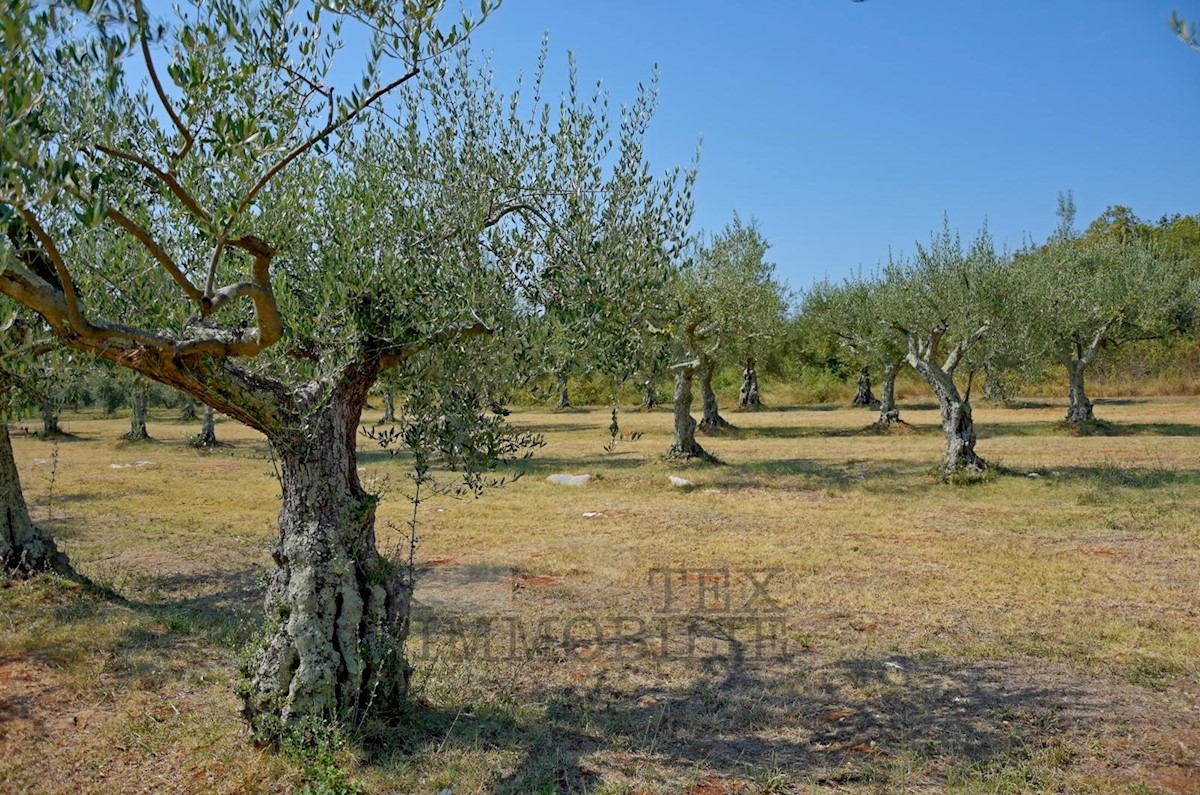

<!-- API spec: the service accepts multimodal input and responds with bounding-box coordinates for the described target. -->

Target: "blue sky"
[459,0,1200,291]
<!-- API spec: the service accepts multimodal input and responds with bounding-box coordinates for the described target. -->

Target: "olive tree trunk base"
[123,388,151,442]
[180,396,198,422]
[39,402,62,438]
[738,366,760,408]
[1065,362,1094,424]
[910,361,984,478]
[1,421,70,577]
[380,391,396,424]
[241,382,410,742]
[939,397,984,477]
[190,406,222,448]
[876,409,902,426]
[667,368,708,460]
[876,363,901,425]
[641,378,658,411]
[698,369,732,434]
[852,367,875,407]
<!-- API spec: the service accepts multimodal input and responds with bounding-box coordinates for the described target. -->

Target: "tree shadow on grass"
[384,626,1106,793]
[976,420,1200,439]
[1007,464,1200,490]
[501,455,652,476]
[58,566,264,657]
[508,422,607,435]
[710,457,930,493]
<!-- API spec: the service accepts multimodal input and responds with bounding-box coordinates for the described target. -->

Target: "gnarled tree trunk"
[876,362,901,425]
[852,366,875,407]
[191,405,220,448]
[380,390,396,424]
[180,395,198,422]
[242,372,410,739]
[39,400,61,438]
[124,385,150,441]
[698,366,732,433]
[917,366,983,476]
[667,367,706,459]
[1,417,69,576]
[641,377,658,410]
[738,358,760,408]
[554,371,570,410]
[1064,359,1094,424]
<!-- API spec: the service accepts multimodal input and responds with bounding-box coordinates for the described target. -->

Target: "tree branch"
[104,207,203,301]
[378,318,491,370]
[14,209,85,333]
[1081,312,1123,366]
[93,145,213,226]
[942,322,989,374]
[188,237,282,357]
[232,67,422,223]
[134,0,194,157]
[670,358,701,371]
[0,261,175,352]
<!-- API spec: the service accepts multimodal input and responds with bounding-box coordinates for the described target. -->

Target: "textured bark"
[1,418,69,576]
[180,395,198,422]
[852,367,875,407]
[1064,360,1094,424]
[876,362,901,425]
[738,359,760,408]
[242,370,410,738]
[667,367,706,459]
[697,366,732,433]
[908,359,983,477]
[190,405,220,448]
[124,386,150,441]
[938,394,981,475]
[380,391,395,424]
[554,371,570,410]
[641,377,658,410]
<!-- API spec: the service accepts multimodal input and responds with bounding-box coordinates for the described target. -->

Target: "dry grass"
[2,396,1199,793]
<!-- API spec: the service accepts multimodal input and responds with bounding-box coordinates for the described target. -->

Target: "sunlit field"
[3,395,1199,793]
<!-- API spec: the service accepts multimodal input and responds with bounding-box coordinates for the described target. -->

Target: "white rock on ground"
[668,476,695,488]
[547,473,592,486]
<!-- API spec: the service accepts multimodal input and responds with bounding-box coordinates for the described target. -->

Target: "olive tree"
[803,275,907,425]
[1,0,692,739]
[880,221,1008,476]
[673,216,787,437]
[1010,198,1191,424]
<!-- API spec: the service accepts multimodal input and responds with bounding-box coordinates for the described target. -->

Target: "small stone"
[668,476,695,488]
[1026,472,1041,478]
[547,473,591,486]
[582,511,603,519]
[883,661,905,672]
